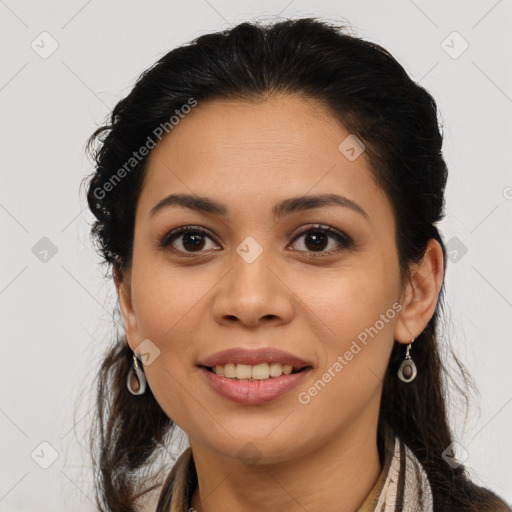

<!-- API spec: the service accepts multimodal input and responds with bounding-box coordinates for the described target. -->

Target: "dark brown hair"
[81,17,511,512]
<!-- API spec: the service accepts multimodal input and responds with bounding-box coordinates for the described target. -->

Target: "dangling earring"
[397,338,417,383]
[127,353,147,395]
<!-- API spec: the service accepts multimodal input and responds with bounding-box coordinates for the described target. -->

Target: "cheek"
[298,254,399,391]
[305,257,399,339]
[130,256,203,345]
[294,283,397,429]
[129,266,206,427]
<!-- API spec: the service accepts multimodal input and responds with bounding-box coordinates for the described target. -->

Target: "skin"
[115,94,444,512]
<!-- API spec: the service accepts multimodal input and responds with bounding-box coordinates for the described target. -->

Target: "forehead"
[147,94,349,166]
[136,94,391,228]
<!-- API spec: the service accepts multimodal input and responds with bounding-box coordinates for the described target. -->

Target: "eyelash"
[159,224,353,257]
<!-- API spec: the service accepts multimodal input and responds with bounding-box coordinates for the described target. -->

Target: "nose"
[211,246,295,329]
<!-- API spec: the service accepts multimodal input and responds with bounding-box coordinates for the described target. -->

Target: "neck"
[189,413,382,512]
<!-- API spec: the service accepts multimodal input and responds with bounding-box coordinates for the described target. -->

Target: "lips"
[199,366,313,405]
[197,347,313,370]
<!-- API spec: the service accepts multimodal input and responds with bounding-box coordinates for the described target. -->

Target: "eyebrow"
[149,193,370,222]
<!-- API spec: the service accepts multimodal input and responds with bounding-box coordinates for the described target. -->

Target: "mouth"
[198,363,313,405]
[196,347,314,402]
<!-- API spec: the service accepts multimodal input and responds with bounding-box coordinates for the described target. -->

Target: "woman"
[82,17,511,512]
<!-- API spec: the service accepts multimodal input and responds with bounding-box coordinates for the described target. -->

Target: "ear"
[113,263,140,353]
[393,238,444,344]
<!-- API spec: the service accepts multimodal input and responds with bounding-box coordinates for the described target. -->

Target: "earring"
[127,353,147,395]
[397,338,417,383]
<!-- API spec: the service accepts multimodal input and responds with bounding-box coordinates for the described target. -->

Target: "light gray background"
[1,1,511,510]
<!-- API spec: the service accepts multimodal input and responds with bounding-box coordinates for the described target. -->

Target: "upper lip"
[198,347,313,369]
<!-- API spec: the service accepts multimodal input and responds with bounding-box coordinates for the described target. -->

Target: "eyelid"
[290,223,349,243]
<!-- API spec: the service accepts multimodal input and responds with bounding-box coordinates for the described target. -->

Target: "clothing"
[155,425,434,511]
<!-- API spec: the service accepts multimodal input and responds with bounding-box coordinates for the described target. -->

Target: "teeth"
[236,364,253,380]
[269,362,285,377]
[223,363,236,378]
[213,362,295,380]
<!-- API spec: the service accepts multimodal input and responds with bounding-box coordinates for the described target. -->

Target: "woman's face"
[118,94,408,463]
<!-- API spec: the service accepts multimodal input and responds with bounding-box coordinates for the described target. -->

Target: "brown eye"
[159,224,352,257]
[160,226,219,254]
[290,225,352,255]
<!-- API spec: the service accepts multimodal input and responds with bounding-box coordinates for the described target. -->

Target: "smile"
[199,365,312,405]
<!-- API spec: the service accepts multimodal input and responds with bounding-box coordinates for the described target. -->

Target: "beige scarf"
[369,428,434,511]
[155,426,434,512]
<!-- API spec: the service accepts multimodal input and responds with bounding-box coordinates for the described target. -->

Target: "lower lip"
[199,366,312,405]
